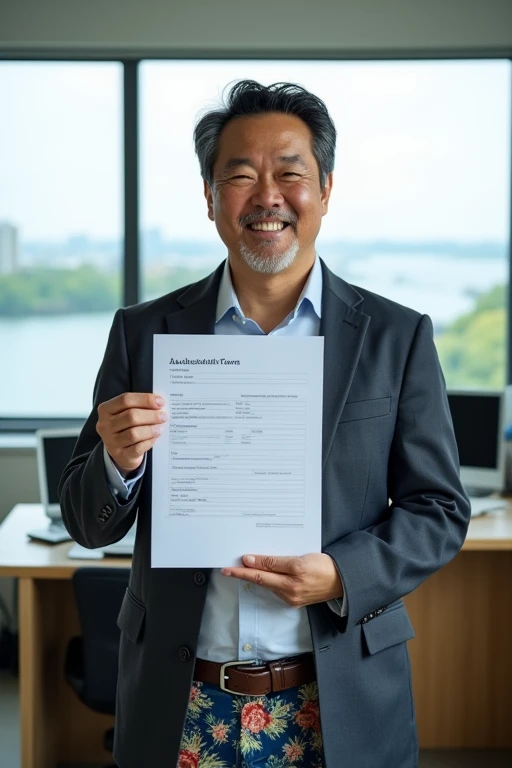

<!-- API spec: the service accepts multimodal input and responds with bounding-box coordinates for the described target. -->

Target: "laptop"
[67,524,136,559]
[27,429,81,543]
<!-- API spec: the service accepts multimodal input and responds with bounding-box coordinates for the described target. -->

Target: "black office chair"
[65,567,130,766]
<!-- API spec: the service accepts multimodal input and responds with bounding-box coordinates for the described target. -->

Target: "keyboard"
[67,543,104,560]
[468,496,508,518]
[67,525,136,559]
[27,519,73,544]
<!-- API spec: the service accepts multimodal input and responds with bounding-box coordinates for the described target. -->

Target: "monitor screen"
[38,431,79,506]
[447,393,500,469]
[446,390,504,493]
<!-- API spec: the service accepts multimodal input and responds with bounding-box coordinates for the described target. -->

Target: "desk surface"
[1,501,512,578]
[0,504,131,578]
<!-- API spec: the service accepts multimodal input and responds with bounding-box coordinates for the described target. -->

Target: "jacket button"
[178,646,191,662]
[194,572,205,586]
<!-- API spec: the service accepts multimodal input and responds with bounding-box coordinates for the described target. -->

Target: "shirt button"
[243,643,252,652]
[244,584,251,591]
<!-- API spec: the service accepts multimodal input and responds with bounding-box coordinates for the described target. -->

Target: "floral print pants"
[178,678,325,768]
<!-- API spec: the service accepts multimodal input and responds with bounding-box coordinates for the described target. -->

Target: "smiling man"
[59,80,470,768]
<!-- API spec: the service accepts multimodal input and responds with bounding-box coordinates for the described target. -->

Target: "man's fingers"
[242,554,300,574]
[97,392,167,474]
[222,566,307,607]
[222,566,290,592]
[111,407,167,433]
[99,392,164,417]
[112,424,164,449]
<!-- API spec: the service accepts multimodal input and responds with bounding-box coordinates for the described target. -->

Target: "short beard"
[238,239,300,275]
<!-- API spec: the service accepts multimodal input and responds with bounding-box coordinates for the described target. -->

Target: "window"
[1,59,510,425]
[0,61,123,417]
[140,60,511,389]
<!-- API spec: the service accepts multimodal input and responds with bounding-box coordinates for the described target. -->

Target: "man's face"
[204,112,333,274]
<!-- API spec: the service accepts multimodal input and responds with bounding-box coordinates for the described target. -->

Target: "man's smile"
[249,221,287,231]
[245,220,292,240]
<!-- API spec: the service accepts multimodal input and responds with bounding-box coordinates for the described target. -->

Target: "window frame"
[0,52,511,432]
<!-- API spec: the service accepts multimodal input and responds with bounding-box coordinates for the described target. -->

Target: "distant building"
[0,222,20,275]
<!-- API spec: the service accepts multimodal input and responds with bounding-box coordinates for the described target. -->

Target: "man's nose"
[250,177,285,209]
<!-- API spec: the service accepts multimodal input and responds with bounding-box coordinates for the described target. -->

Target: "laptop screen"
[37,431,80,510]
[44,435,78,503]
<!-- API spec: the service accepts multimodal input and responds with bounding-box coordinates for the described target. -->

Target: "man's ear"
[321,172,333,216]
[204,180,215,222]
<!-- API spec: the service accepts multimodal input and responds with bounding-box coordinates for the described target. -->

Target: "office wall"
[1,0,512,56]
[0,450,39,523]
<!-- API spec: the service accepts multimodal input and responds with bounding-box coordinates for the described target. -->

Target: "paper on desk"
[151,334,323,568]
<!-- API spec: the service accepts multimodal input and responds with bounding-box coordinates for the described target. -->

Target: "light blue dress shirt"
[104,256,346,663]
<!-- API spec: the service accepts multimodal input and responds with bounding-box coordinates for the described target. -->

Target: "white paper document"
[151,334,324,567]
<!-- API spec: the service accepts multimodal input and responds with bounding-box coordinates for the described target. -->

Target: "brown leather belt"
[194,654,316,696]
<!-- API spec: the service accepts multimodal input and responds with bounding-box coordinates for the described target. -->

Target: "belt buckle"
[220,659,258,696]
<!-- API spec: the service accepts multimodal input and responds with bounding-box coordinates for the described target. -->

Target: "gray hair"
[194,80,336,189]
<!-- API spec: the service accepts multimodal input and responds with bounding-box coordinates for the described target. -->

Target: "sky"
[0,59,511,244]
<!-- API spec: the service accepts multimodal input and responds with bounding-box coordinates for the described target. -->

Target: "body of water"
[1,252,508,417]
[1,311,114,417]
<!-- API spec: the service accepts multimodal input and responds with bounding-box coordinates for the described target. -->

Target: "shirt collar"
[215,256,323,324]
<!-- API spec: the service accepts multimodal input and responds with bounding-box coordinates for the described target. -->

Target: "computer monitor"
[36,429,80,521]
[447,390,505,495]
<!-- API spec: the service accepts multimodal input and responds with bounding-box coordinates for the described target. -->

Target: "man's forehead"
[219,113,312,144]
[216,118,315,170]
[221,153,309,171]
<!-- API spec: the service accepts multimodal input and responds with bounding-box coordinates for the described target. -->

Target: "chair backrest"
[72,567,130,710]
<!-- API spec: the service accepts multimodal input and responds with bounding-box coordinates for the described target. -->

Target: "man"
[59,80,470,768]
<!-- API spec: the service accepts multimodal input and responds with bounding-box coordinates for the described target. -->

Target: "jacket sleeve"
[323,314,471,630]
[58,308,141,548]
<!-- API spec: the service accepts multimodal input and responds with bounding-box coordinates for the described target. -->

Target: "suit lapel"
[165,261,224,336]
[320,262,370,468]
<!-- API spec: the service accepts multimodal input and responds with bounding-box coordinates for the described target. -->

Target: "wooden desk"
[405,505,512,747]
[0,504,129,768]
[1,504,511,767]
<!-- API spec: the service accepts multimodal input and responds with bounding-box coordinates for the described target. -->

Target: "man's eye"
[282,172,301,178]
[227,175,255,186]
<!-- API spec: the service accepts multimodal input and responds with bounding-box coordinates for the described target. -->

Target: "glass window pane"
[140,60,511,390]
[0,62,123,417]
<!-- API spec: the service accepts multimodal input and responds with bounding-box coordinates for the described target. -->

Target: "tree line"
[0,264,506,388]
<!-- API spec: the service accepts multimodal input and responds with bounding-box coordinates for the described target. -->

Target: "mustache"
[240,210,298,228]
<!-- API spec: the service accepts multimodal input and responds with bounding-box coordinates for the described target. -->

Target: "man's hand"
[221,553,343,608]
[96,393,167,477]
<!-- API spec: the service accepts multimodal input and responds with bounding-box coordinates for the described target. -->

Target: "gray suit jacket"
[59,260,470,768]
